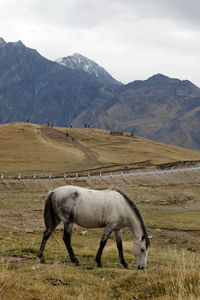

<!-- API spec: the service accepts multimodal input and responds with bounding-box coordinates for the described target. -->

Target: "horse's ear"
[141,235,145,241]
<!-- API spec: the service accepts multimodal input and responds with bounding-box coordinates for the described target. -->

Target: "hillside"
[73,74,200,150]
[1,122,200,177]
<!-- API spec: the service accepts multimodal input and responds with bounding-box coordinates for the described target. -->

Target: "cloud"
[124,0,200,27]
[27,0,120,28]
[0,0,200,86]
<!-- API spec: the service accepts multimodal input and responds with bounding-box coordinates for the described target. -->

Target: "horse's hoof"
[40,258,46,264]
[97,263,102,268]
[75,261,80,266]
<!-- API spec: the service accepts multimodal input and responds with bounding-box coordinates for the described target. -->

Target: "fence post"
[76,173,78,179]
[49,173,51,180]
[33,174,36,180]
[110,172,112,178]
[1,174,3,182]
[88,172,90,179]
[18,173,21,181]
[64,173,67,180]
[100,172,102,178]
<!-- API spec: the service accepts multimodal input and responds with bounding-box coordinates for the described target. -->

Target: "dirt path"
[35,126,98,164]
[70,137,98,164]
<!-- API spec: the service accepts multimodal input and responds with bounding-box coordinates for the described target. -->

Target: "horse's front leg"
[114,229,128,268]
[63,222,80,266]
[95,225,113,268]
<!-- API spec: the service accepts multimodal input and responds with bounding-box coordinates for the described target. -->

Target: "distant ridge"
[83,73,200,150]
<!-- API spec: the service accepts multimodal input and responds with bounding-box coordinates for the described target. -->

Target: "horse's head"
[133,234,149,269]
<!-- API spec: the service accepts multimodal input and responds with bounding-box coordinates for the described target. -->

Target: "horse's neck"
[128,212,143,241]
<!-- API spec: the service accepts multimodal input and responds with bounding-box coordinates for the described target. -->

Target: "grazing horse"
[38,186,150,269]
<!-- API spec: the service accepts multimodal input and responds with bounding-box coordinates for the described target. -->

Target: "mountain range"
[0,37,200,150]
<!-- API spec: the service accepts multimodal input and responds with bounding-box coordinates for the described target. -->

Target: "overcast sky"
[1,0,200,86]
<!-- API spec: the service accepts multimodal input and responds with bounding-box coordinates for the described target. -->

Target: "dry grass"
[1,122,200,176]
[0,123,84,176]
[0,231,200,300]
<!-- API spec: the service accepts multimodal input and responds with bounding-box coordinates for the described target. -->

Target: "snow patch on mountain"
[0,37,6,47]
[55,53,121,85]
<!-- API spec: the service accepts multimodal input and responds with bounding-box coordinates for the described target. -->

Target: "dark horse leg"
[115,229,128,268]
[38,228,53,264]
[38,217,60,263]
[38,191,61,264]
[95,225,113,268]
[63,222,80,266]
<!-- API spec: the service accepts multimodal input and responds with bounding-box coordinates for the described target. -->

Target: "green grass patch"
[144,208,200,231]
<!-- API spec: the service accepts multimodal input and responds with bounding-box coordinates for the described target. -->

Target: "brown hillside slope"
[0,122,200,176]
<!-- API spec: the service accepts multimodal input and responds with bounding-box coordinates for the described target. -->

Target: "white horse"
[38,186,150,269]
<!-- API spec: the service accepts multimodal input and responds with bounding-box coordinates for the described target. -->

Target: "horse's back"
[51,186,129,229]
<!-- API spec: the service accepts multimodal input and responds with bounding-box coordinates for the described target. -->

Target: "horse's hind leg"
[114,229,128,268]
[38,228,52,264]
[38,219,60,263]
[63,222,80,266]
[95,225,113,268]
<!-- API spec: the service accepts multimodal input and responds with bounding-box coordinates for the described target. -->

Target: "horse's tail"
[44,191,60,230]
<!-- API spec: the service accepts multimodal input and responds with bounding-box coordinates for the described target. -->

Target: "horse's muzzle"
[138,265,144,270]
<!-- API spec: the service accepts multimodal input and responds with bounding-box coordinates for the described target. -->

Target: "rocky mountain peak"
[9,40,25,48]
[0,37,6,47]
[149,73,170,80]
[55,53,121,85]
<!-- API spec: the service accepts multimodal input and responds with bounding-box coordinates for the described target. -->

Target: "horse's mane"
[112,188,150,249]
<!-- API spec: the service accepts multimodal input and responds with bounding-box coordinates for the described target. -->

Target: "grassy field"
[0,123,200,299]
[0,177,200,300]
